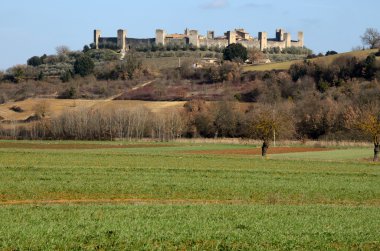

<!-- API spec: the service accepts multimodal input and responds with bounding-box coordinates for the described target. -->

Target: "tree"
[249,107,279,157]
[357,107,380,161]
[33,101,48,118]
[247,103,294,157]
[120,52,142,80]
[325,50,338,56]
[56,45,70,55]
[74,55,94,77]
[27,56,43,67]
[247,47,266,63]
[7,65,26,83]
[223,43,248,62]
[83,45,90,53]
[60,70,73,82]
[361,28,380,49]
[213,101,240,137]
[363,54,377,80]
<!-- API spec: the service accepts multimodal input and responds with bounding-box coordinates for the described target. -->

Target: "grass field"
[244,49,379,72]
[0,141,379,250]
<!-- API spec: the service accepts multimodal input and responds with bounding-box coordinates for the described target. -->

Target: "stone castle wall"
[93,28,305,52]
[238,40,261,49]
[199,38,229,48]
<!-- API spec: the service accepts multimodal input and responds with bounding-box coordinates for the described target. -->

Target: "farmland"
[0,141,379,250]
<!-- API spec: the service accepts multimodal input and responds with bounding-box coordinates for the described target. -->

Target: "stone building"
[93,27,304,51]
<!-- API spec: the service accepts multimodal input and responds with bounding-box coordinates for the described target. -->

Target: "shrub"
[282,46,313,55]
[83,45,90,53]
[27,56,43,67]
[58,87,77,99]
[325,50,338,56]
[60,70,73,83]
[86,49,119,61]
[223,43,248,62]
[10,106,24,113]
[74,55,94,77]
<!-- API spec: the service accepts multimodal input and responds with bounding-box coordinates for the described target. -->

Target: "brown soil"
[184,147,333,155]
[0,142,174,150]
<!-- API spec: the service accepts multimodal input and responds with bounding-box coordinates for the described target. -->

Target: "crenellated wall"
[199,38,229,48]
[93,27,305,52]
[238,40,260,49]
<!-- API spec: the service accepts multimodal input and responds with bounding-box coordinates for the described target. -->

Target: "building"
[93,27,304,52]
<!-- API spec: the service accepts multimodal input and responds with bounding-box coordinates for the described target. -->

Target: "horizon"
[1,0,379,70]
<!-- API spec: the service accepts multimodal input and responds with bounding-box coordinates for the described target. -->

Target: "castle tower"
[284,33,291,48]
[258,32,267,51]
[207,31,215,40]
[189,30,199,47]
[184,28,190,36]
[298,32,304,47]
[117,29,127,50]
[227,31,236,45]
[94,30,101,49]
[276,28,285,41]
[155,29,166,46]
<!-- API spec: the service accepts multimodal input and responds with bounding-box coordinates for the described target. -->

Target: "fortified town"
[93,28,304,51]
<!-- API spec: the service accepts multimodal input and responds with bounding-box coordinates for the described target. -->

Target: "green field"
[0,141,379,250]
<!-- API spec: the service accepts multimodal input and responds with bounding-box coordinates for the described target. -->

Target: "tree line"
[1,97,380,160]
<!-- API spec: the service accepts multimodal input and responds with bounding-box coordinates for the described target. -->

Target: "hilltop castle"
[93,28,304,51]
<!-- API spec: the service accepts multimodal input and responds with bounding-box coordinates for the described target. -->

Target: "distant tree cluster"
[289,54,378,92]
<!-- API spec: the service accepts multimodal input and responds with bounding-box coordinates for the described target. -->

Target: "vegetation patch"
[0,142,174,150]
[182,147,334,155]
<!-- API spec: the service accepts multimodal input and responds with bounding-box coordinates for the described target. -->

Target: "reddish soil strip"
[183,147,333,155]
[0,142,174,150]
[0,198,245,206]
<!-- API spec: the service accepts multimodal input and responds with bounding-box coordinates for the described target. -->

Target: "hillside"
[0,98,186,122]
[243,49,379,72]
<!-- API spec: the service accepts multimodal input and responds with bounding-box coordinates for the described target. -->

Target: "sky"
[0,0,379,70]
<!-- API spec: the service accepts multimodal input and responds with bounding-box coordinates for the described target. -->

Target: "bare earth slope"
[0,98,186,121]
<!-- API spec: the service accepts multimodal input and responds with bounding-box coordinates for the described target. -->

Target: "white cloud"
[201,0,229,9]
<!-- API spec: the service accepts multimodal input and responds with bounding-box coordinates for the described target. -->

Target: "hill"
[243,49,379,72]
[0,98,186,122]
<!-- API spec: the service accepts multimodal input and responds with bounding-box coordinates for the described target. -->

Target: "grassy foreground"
[0,141,379,250]
[1,204,379,250]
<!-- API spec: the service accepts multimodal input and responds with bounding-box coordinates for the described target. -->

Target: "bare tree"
[361,28,380,49]
[121,52,143,80]
[357,106,380,161]
[248,47,266,64]
[56,45,71,55]
[247,103,294,157]
[33,101,49,118]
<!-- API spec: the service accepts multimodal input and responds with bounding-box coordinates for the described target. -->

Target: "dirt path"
[130,80,154,91]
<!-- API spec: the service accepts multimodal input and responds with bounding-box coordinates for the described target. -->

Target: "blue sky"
[0,0,379,70]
